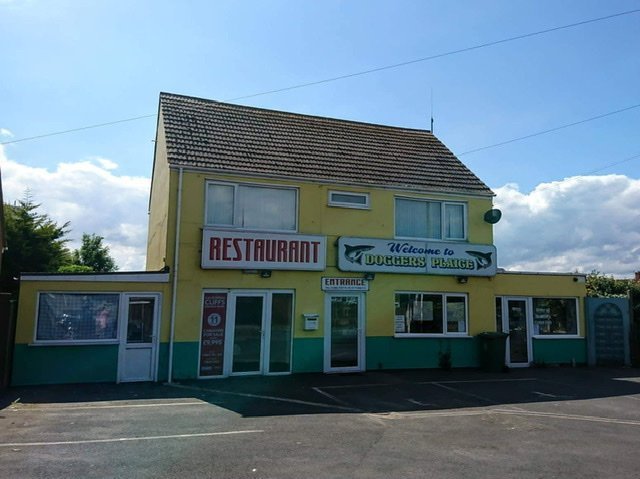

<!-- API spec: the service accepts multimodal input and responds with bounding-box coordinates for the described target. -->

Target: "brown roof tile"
[159,92,494,196]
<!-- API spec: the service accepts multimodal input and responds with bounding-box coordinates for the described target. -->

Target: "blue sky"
[1,1,639,275]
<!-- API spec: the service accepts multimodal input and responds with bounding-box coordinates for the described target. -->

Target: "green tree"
[586,271,638,298]
[1,195,71,293]
[70,233,117,272]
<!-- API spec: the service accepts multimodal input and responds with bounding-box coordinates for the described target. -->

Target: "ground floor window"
[532,298,578,335]
[394,292,467,336]
[36,293,120,342]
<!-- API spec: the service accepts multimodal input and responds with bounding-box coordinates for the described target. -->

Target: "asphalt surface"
[1,367,640,478]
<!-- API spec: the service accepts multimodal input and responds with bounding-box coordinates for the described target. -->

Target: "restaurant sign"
[337,237,497,277]
[202,230,326,270]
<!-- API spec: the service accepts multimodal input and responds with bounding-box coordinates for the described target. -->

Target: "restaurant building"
[11,93,587,385]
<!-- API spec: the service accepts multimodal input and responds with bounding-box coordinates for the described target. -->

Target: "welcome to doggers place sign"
[337,237,497,276]
[202,230,326,270]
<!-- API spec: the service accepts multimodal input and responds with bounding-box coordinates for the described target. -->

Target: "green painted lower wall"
[291,337,482,373]
[12,344,119,386]
[292,338,324,372]
[171,342,200,380]
[10,337,588,386]
[366,336,479,370]
[532,338,587,365]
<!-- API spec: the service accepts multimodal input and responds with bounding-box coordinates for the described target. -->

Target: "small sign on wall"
[321,277,369,291]
[199,292,227,377]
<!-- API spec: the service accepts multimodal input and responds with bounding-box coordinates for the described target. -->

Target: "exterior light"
[364,272,375,281]
[457,276,468,284]
[260,270,272,278]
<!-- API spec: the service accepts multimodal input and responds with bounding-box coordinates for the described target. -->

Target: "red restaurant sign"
[201,230,326,270]
[199,292,227,377]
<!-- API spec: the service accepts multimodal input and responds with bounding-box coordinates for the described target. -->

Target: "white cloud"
[0,145,150,271]
[0,128,14,138]
[493,175,640,277]
[93,157,119,170]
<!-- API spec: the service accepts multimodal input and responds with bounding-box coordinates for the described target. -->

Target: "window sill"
[202,225,299,234]
[393,236,468,243]
[327,203,371,210]
[29,340,120,347]
[394,333,471,339]
[532,335,583,340]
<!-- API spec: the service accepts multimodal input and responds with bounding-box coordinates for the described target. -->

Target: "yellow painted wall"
[146,116,171,271]
[15,280,171,344]
[155,170,499,342]
[494,273,586,297]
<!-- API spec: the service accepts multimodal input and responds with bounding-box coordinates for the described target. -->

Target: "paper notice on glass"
[395,315,406,333]
[447,302,465,324]
[413,299,434,321]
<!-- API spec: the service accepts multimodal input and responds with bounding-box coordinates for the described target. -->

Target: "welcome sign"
[337,237,497,277]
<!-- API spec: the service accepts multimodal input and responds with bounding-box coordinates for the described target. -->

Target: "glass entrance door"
[505,298,531,366]
[325,293,364,372]
[231,294,265,374]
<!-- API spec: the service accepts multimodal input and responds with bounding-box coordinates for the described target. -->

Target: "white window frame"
[198,289,296,379]
[328,190,370,209]
[204,180,299,233]
[394,196,468,241]
[531,297,581,338]
[33,292,120,346]
[394,291,469,338]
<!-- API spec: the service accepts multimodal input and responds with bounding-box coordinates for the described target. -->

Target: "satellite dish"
[484,209,502,224]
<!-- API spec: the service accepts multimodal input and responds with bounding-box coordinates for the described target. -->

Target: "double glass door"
[228,292,293,376]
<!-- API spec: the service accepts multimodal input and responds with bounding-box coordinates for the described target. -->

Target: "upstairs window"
[328,191,370,209]
[395,198,466,240]
[206,182,297,232]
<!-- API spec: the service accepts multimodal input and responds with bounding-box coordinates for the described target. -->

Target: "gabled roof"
[158,92,494,196]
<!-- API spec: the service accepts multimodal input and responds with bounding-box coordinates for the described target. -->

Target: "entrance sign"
[337,237,497,277]
[202,230,326,270]
[199,292,228,376]
[321,277,369,291]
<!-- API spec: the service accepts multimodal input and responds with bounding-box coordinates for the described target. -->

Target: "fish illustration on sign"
[466,250,493,270]
[343,244,375,265]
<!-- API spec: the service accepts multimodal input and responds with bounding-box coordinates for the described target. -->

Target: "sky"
[0,0,639,276]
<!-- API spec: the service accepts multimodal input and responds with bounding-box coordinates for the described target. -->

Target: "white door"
[502,297,532,367]
[118,294,160,382]
[324,293,365,373]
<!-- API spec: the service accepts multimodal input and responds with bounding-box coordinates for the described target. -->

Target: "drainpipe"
[167,167,184,384]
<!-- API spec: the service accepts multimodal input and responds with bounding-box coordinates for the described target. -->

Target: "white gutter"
[167,167,184,384]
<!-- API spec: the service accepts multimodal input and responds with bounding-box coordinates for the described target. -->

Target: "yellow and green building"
[11,93,587,385]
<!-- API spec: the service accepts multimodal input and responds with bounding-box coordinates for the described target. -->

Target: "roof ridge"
[159,91,436,136]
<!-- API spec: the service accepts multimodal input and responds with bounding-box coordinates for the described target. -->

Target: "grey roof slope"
[159,92,494,196]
